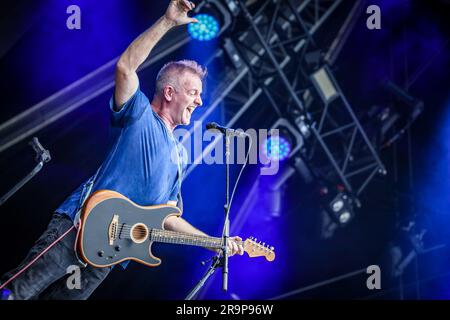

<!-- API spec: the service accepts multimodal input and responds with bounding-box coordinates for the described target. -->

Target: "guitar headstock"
[243,237,275,262]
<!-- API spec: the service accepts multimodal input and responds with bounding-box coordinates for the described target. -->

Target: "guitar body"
[77,190,181,268]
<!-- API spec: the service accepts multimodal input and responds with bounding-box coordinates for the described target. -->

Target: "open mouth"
[186,106,195,115]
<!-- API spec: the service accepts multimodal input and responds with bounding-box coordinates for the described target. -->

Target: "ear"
[163,86,175,102]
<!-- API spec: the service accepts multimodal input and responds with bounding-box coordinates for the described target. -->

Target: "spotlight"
[188,14,220,41]
[320,186,355,227]
[263,118,304,162]
[328,192,354,225]
[188,0,232,41]
[338,211,352,224]
[0,288,12,300]
[332,199,344,212]
[295,115,311,139]
[263,135,291,162]
[310,66,339,104]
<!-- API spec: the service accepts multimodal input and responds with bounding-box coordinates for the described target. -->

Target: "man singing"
[0,0,244,300]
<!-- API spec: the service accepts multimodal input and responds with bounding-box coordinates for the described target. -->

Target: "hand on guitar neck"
[164,215,244,256]
[208,236,244,257]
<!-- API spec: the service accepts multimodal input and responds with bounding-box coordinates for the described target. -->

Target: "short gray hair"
[155,60,207,95]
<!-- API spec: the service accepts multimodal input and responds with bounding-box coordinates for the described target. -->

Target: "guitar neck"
[150,229,235,249]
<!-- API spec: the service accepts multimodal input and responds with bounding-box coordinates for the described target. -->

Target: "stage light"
[188,14,220,41]
[187,0,232,41]
[332,199,344,212]
[263,135,291,161]
[310,66,339,104]
[0,288,12,300]
[338,211,352,224]
[295,115,311,139]
[328,192,354,225]
[263,118,304,163]
[320,186,355,229]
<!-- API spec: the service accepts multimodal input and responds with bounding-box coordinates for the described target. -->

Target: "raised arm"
[114,0,198,110]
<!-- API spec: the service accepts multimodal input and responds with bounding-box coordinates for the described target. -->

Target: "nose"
[195,95,203,107]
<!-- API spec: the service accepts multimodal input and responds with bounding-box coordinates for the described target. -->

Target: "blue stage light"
[188,14,220,41]
[263,136,291,161]
[1,288,12,300]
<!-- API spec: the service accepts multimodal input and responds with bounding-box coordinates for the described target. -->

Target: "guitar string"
[119,230,239,245]
[117,224,246,241]
[110,231,233,248]
[108,226,261,248]
[117,227,246,244]
[104,225,271,250]
[118,227,260,244]
[117,225,223,239]
[106,233,251,250]
[110,229,272,252]
[99,227,272,253]
[116,226,224,242]
[115,226,268,247]
[116,225,225,240]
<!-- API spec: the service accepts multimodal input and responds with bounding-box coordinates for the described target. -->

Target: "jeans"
[0,213,111,300]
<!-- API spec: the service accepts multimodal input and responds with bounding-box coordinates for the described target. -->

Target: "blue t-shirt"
[56,87,186,268]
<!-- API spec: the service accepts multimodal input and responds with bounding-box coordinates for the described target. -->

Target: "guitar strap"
[171,133,183,196]
[73,173,98,229]
[169,131,184,214]
[72,167,102,268]
[177,191,183,213]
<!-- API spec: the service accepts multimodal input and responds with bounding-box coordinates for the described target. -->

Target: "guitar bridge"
[108,215,119,246]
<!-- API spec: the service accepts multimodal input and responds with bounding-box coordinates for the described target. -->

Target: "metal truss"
[231,0,385,204]
[305,65,386,200]
[181,0,346,178]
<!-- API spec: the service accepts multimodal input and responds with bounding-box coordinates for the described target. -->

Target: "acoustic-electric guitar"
[76,190,275,268]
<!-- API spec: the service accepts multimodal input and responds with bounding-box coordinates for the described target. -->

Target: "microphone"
[206,122,248,138]
[29,137,51,163]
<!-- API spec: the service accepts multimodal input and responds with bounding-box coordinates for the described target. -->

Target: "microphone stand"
[185,131,232,299]
[0,137,51,206]
[222,131,231,291]
[185,256,222,300]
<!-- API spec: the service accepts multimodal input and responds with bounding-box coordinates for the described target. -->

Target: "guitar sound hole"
[130,223,148,244]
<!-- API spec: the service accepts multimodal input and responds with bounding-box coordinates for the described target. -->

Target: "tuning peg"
[249,236,253,240]
[262,242,265,247]
[254,238,257,242]
[270,246,274,251]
